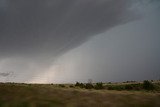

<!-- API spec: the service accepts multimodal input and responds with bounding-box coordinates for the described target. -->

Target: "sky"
[0,0,160,83]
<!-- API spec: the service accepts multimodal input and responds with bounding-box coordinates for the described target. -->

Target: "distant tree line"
[75,82,104,89]
[74,80,157,91]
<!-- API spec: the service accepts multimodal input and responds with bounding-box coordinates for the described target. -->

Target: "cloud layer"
[0,0,138,59]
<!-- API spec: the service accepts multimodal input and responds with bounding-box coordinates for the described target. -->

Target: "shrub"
[107,85,125,91]
[107,86,114,90]
[94,82,104,90]
[69,85,74,88]
[59,84,65,88]
[75,82,85,88]
[79,83,85,88]
[75,82,80,86]
[130,83,142,90]
[143,80,154,90]
[125,84,133,90]
[114,85,125,91]
[85,83,94,89]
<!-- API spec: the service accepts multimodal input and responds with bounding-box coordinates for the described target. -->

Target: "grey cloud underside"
[0,72,10,77]
[0,0,138,59]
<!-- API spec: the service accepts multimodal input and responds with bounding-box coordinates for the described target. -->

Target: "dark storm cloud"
[0,0,138,59]
[0,72,10,77]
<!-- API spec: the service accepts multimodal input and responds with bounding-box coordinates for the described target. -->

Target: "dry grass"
[0,83,160,107]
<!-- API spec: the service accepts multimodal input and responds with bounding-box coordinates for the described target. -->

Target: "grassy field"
[0,82,160,107]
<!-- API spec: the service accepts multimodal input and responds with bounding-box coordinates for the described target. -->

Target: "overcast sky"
[0,0,160,83]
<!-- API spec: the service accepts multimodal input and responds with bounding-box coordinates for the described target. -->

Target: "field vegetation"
[0,80,160,107]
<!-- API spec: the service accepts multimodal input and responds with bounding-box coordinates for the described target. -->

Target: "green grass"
[0,82,160,107]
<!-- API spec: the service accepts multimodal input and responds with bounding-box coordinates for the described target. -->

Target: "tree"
[143,80,154,90]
